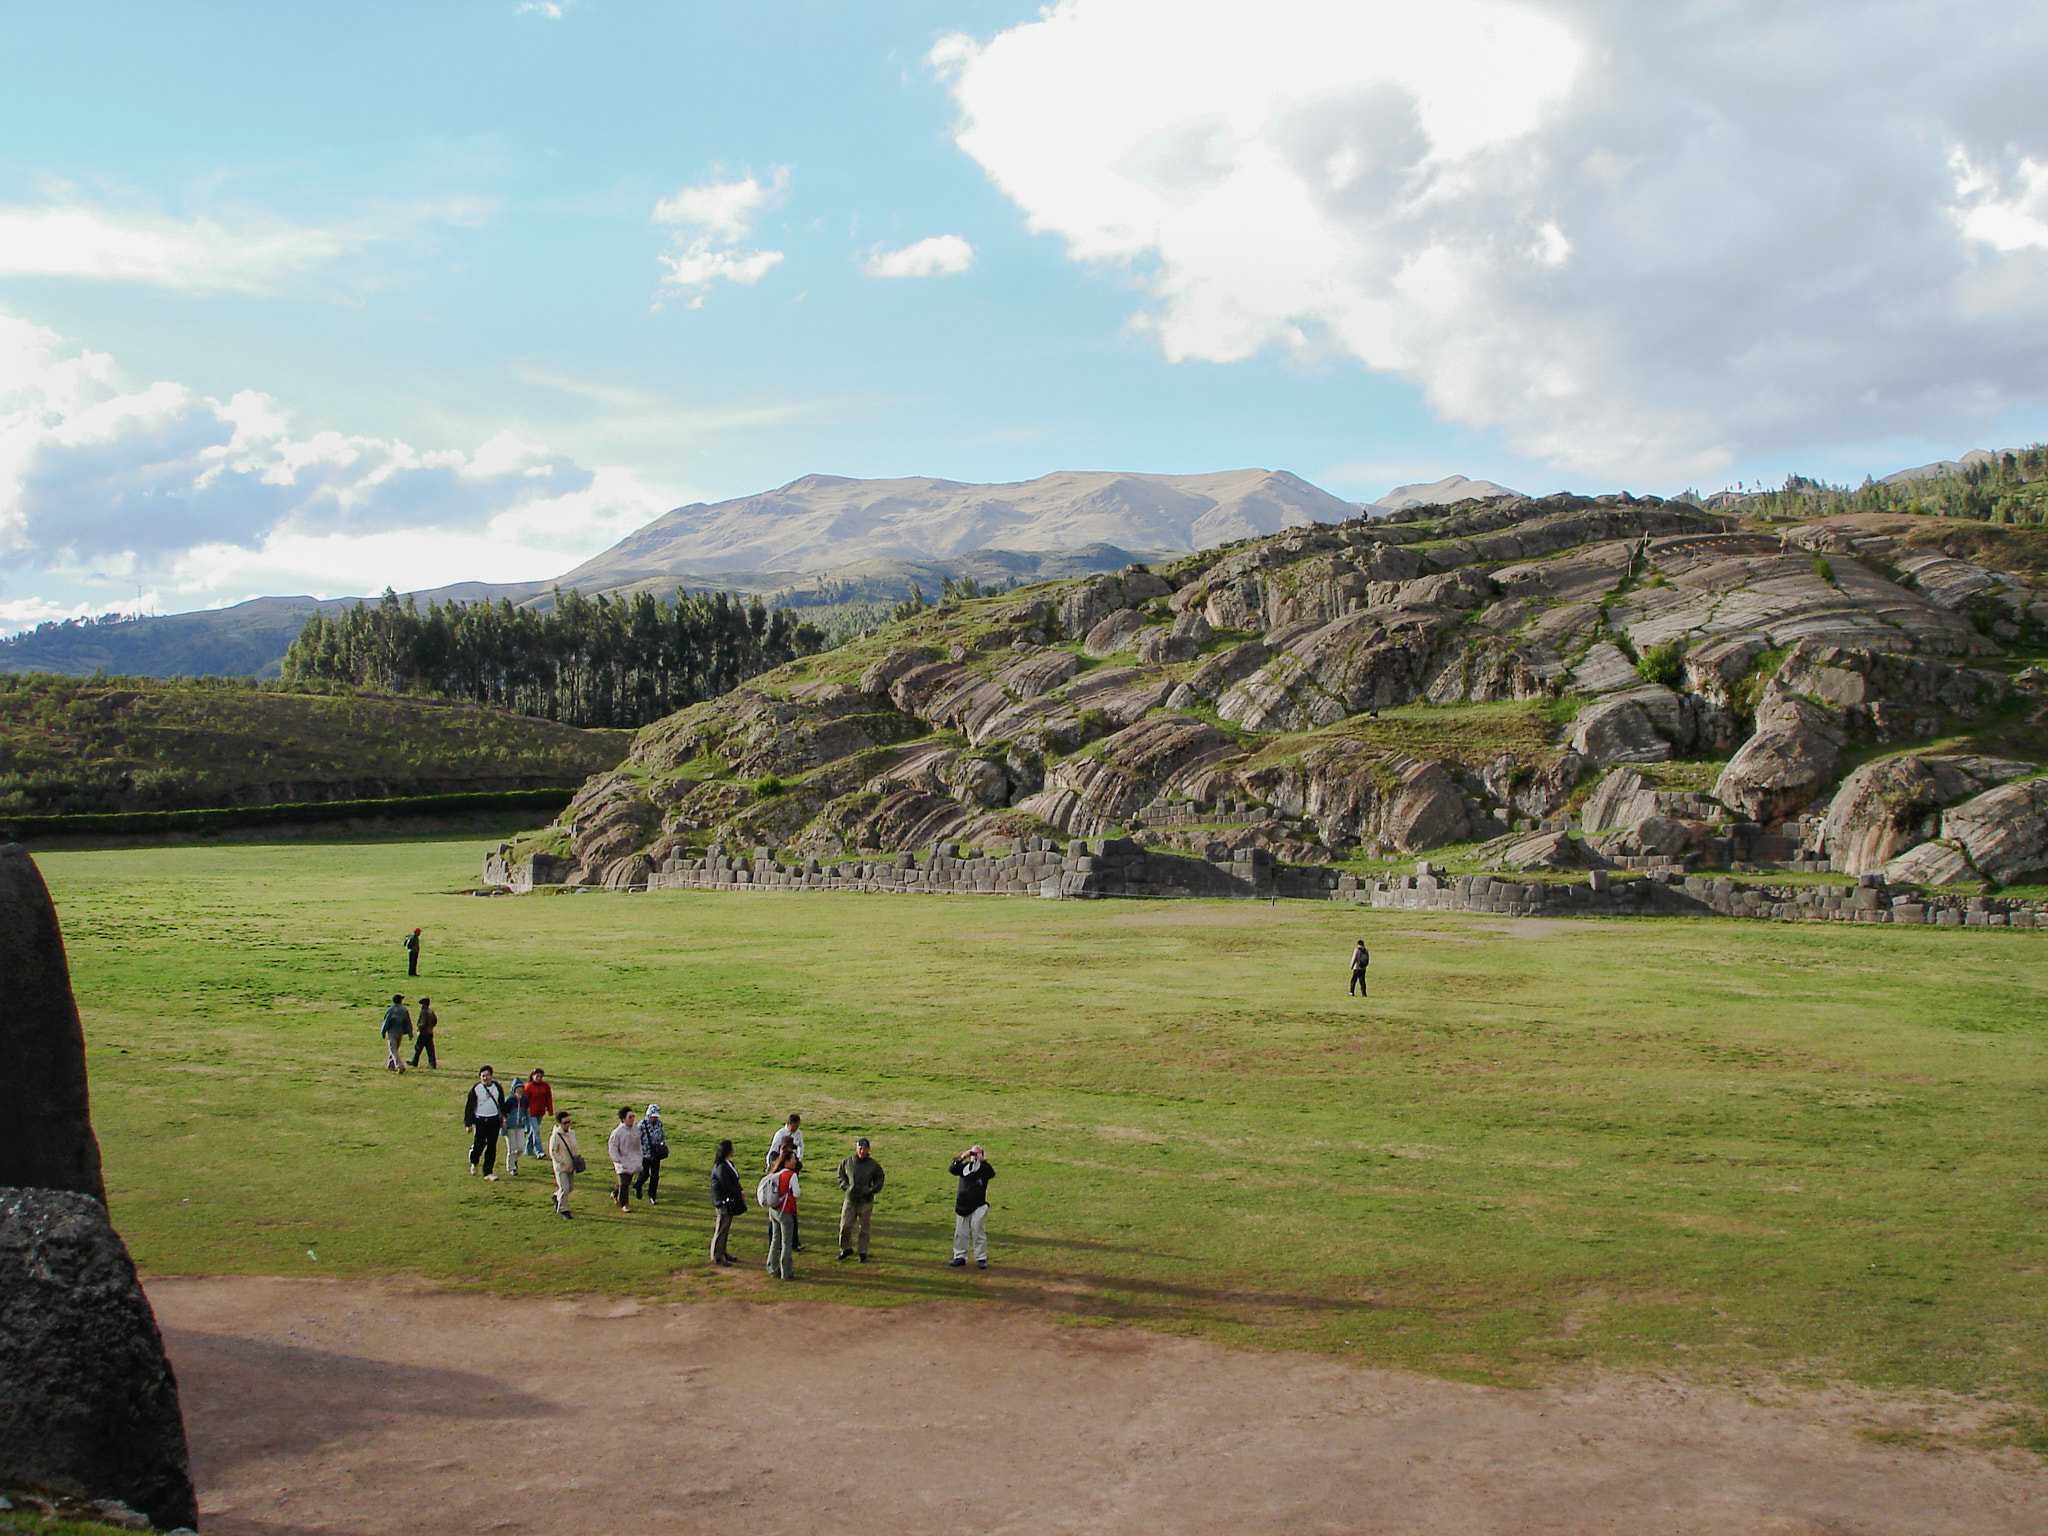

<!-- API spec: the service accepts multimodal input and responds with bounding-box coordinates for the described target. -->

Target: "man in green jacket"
[836,1137,885,1262]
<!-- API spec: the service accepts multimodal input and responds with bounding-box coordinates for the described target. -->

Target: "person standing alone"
[1349,939,1370,997]
[403,927,422,977]
[607,1106,642,1214]
[836,1136,885,1262]
[380,994,412,1073]
[464,1066,507,1178]
[409,997,438,1069]
[947,1145,996,1269]
[709,1139,744,1266]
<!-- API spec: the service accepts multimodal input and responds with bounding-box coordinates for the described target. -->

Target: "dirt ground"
[150,1276,2045,1536]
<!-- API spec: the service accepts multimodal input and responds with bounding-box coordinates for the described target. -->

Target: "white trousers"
[952,1204,988,1262]
[553,1166,574,1211]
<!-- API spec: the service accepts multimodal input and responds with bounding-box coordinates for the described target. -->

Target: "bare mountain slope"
[556,468,1358,585]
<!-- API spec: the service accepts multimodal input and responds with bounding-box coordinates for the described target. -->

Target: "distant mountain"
[1880,450,1996,485]
[555,468,1358,587]
[1370,474,1521,512]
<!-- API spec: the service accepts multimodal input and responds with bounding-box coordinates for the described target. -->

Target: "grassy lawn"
[39,833,2048,1429]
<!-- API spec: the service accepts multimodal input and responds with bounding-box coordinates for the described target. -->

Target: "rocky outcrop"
[0,846,104,1202]
[0,1189,198,1533]
[1936,776,2048,886]
[1713,694,1844,821]
[1819,754,2027,876]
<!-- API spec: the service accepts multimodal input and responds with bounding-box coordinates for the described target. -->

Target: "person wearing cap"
[947,1144,997,1269]
[402,927,422,976]
[835,1136,886,1262]
[409,996,438,1069]
[379,994,412,1073]
[633,1103,669,1204]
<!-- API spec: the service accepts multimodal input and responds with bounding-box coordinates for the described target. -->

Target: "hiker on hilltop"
[709,1139,745,1267]
[1349,940,1370,997]
[766,1113,806,1251]
[521,1070,553,1157]
[464,1065,507,1179]
[548,1111,581,1221]
[403,927,422,977]
[380,994,412,1073]
[948,1145,996,1270]
[409,997,438,1069]
[607,1106,642,1214]
[634,1104,669,1205]
[837,1136,885,1263]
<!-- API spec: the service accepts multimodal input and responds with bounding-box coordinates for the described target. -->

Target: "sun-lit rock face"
[499,493,2045,887]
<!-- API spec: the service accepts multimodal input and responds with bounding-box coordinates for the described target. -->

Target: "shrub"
[754,773,787,798]
[1636,643,1683,687]
[1814,555,1837,585]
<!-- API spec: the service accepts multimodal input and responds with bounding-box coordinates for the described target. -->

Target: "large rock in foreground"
[0,1188,198,1532]
[0,845,104,1202]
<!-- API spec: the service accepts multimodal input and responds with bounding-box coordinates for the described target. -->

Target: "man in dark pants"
[1349,939,1370,996]
[836,1136,885,1261]
[403,928,422,976]
[410,997,438,1068]
[463,1065,506,1179]
[947,1145,996,1268]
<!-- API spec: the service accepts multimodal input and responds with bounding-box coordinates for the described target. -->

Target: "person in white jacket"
[547,1111,580,1221]
[607,1106,642,1213]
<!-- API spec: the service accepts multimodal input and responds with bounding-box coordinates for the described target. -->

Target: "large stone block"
[0,1188,197,1531]
[0,845,104,1203]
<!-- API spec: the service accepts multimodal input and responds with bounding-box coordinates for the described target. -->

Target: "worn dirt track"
[153,1276,2044,1536]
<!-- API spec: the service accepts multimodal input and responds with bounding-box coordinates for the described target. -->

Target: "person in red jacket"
[522,1070,554,1158]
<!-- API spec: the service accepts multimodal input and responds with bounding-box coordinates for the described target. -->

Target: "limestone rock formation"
[0,1189,198,1532]
[1819,754,2028,876]
[1937,776,2048,886]
[0,845,104,1202]
[1713,694,1845,821]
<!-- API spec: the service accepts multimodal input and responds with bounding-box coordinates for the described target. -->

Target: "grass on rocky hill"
[0,674,630,817]
[39,832,2048,1441]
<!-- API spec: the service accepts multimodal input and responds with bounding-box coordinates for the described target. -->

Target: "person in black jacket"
[947,1145,996,1269]
[403,928,422,976]
[709,1139,744,1267]
[463,1065,507,1179]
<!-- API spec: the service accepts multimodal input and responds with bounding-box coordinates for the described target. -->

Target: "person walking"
[1349,939,1370,997]
[522,1070,553,1158]
[547,1110,581,1220]
[409,997,438,1069]
[766,1114,806,1252]
[709,1139,744,1266]
[836,1136,885,1262]
[607,1106,642,1214]
[502,1076,528,1177]
[634,1104,669,1204]
[403,927,422,977]
[464,1066,507,1179]
[380,994,412,1073]
[947,1145,996,1269]
[759,1148,799,1280]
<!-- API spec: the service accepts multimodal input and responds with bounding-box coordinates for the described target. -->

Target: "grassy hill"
[0,675,630,817]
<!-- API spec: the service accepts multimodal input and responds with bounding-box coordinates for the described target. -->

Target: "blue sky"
[3,0,2046,622]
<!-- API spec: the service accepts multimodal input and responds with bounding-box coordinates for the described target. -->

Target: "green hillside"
[0,675,630,817]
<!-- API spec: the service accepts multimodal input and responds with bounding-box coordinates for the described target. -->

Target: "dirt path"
[151,1276,2043,1536]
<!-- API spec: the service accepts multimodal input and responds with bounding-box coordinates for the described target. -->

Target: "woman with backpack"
[547,1111,582,1220]
[709,1139,744,1266]
[634,1103,669,1205]
[759,1147,799,1280]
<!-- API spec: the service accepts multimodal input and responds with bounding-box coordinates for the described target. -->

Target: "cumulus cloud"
[0,309,679,609]
[936,0,2048,480]
[861,234,976,278]
[652,170,788,307]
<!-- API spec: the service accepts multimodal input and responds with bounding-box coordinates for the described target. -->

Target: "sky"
[3,0,2047,625]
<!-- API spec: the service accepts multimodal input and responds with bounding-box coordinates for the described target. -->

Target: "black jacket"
[462,1080,505,1129]
[711,1159,745,1212]
[949,1157,996,1216]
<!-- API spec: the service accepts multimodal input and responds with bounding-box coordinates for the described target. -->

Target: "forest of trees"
[1718,444,2048,524]
[281,587,829,729]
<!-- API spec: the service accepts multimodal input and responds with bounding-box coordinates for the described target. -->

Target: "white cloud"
[937,0,2048,481]
[0,205,365,292]
[0,309,682,610]
[861,234,976,279]
[516,2,564,16]
[651,171,788,307]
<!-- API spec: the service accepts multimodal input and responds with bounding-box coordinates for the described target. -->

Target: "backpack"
[756,1172,781,1210]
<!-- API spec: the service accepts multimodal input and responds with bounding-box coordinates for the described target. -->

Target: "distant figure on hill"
[463,1065,506,1179]
[379,994,412,1073]
[502,1076,528,1177]
[409,997,438,1069]
[709,1139,744,1266]
[1349,940,1370,997]
[948,1145,996,1269]
[607,1106,642,1214]
[521,1070,553,1157]
[403,928,422,977]
[547,1111,580,1220]
[767,1113,806,1251]
[634,1104,669,1205]
[836,1136,885,1262]
[759,1147,799,1280]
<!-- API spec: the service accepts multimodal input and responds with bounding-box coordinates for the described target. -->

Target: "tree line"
[281,587,830,729]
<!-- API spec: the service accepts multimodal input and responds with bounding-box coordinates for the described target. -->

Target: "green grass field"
[39,833,2048,1436]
